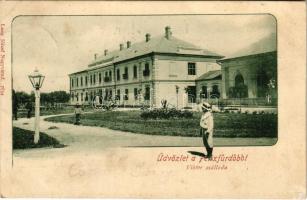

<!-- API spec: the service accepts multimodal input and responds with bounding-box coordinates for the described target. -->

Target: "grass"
[45,111,277,138]
[13,127,64,149]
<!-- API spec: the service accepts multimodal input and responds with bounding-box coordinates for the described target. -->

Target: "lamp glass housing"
[28,69,45,90]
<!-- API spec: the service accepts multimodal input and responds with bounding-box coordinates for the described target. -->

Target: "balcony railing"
[143,70,150,76]
[122,73,128,80]
[104,77,111,82]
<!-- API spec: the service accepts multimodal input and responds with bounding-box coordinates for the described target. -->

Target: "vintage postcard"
[0,1,306,198]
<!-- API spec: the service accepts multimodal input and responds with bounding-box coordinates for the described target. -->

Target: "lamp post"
[28,69,45,144]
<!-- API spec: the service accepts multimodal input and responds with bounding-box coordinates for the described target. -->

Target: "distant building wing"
[196,70,222,81]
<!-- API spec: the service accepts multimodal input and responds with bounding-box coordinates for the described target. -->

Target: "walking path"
[13,113,277,158]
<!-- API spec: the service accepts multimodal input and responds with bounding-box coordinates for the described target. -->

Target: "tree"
[50,91,70,103]
[15,91,31,105]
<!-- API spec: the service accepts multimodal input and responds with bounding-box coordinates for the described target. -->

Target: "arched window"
[144,86,150,100]
[211,85,220,98]
[229,73,248,98]
[235,73,244,87]
[133,65,138,78]
[201,86,207,98]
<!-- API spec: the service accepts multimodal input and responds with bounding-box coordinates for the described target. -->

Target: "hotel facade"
[69,27,224,108]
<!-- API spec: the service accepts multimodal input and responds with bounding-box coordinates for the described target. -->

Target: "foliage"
[13,127,63,149]
[140,108,193,120]
[14,90,70,105]
[15,91,34,105]
[41,91,70,104]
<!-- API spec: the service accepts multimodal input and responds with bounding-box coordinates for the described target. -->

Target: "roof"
[196,70,221,81]
[89,35,224,67]
[222,32,277,60]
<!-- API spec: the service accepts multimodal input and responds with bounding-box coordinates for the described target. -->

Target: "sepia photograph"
[11,15,278,161]
[0,1,305,198]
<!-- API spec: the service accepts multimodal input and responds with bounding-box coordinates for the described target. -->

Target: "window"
[76,93,79,101]
[85,76,88,86]
[99,73,102,84]
[109,71,112,81]
[201,86,208,98]
[134,88,138,100]
[71,92,74,101]
[123,67,128,79]
[76,77,79,87]
[145,63,149,71]
[143,63,150,76]
[133,65,138,78]
[186,86,196,103]
[117,89,121,100]
[229,73,248,98]
[117,69,120,81]
[211,85,220,98]
[90,75,92,85]
[144,86,150,100]
[71,78,74,88]
[93,74,96,85]
[235,73,244,87]
[81,93,83,101]
[124,89,129,100]
[188,62,196,75]
[81,76,83,86]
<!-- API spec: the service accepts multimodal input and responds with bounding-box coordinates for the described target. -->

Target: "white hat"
[201,102,212,111]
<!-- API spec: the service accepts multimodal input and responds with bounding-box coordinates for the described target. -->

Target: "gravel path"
[13,114,277,158]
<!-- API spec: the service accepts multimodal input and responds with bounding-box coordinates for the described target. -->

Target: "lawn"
[45,111,277,138]
[13,127,64,149]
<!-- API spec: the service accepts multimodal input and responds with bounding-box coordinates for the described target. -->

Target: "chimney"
[94,53,98,60]
[120,43,124,50]
[127,41,131,48]
[145,33,151,42]
[104,49,108,56]
[165,26,172,39]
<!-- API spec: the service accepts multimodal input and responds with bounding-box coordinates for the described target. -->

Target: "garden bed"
[45,111,277,138]
[13,127,64,149]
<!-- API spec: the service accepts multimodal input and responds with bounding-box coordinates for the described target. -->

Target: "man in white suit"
[200,102,214,159]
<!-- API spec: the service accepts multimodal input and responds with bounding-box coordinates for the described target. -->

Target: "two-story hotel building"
[69,26,224,108]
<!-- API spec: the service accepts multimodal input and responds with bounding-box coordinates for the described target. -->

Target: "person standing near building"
[74,103,82,125]
[200,102,214,159]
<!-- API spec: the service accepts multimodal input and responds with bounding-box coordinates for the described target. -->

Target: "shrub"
[140,108,193,120]
[252,111,258,115]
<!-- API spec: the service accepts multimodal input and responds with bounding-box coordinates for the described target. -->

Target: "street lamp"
[28,69,45,144]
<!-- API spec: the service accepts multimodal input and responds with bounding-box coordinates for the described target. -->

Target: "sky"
[12,15,276,93]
